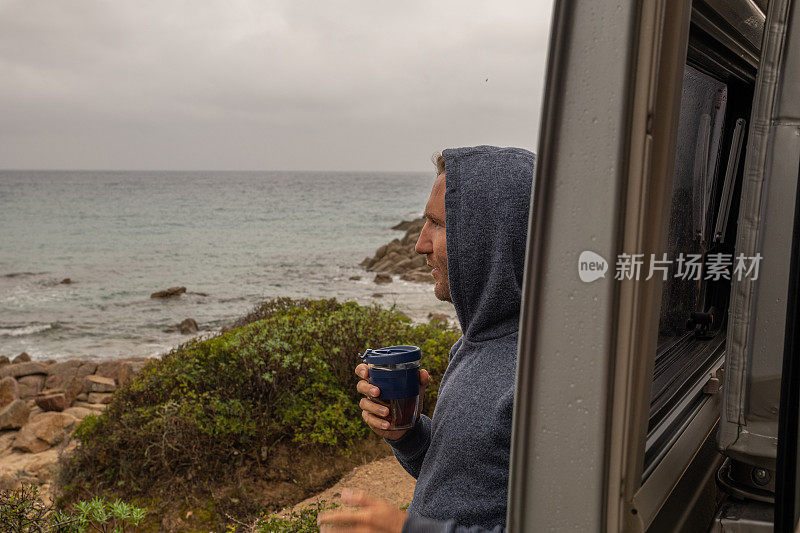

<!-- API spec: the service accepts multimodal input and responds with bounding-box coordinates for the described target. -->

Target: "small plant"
[68,497,147,532]
[0,485,146,533]
[254,501,338,533]
[0,484,54,533]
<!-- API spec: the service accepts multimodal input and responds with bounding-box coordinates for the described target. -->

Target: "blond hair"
[431,152,445,176]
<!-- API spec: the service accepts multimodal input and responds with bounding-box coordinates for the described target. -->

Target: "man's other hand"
[355,363,430,440]
[318,490,407,532]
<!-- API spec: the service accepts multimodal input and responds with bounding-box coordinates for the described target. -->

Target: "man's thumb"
[420,369,431,387]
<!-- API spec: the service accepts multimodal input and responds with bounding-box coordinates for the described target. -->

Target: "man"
[319,146,535,532]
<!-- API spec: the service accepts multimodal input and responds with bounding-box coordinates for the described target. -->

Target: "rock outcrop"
[179,318,199,334]
[12,352,31,364]
[150,286,187,298]
[0,377,19,408]
[359,218,433,284]
[373,273,393,284]
[35,392,69,412]
[13,412,77,454]
[0,357,147,440]
[0,356,151,499]
[0,400,31,430]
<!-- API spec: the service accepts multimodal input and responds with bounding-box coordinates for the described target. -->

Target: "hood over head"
[442,145,535,342]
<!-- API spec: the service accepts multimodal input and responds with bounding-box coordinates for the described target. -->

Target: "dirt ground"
[283,454,416,515]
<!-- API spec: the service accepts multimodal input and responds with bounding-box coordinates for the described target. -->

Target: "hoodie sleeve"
[385,414,432,479]
[402,515,505,533]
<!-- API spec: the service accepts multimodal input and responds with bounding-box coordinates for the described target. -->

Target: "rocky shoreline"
[359,217,433,284]
[0,353,150,497]
[0,218,436,506]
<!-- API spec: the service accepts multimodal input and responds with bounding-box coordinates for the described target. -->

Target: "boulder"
[63,406,95,419]
[359,257,372,267]
[359,218,430,283]
[125,357,151,375]
[0,362,48,379]
[374,273,393,284]
[13,412,77,453]
[179,318,199,334]
[393,258,414,273]
[0,473,21,490]
[369,257,393,273]
[12,352,31,364]
[0,400,30,429]
[386,239,403,254]
[60,278,72,284]
[150,286,187,298]
[76,393,88,402]
[386,251,404,264]
[87,392,114,404]
[46,360,97,392]
[0,377,18,408]
[73,401,107,412]
[17,375,46,399]
[348,275,361,281]
[96,361,134,388]
[0,356,9,367]
[372,293,384,298]
[35,392,68,412]
[85,375,116,393]
[54,376,82,403]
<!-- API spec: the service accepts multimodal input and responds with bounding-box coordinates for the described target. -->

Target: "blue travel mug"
[360,345,421,430]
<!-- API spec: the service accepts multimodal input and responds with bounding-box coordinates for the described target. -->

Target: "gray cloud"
[0,0,552,171]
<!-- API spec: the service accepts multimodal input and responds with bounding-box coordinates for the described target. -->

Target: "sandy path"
[286,455,416,514]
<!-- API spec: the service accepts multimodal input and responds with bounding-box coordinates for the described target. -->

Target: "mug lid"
[361,345,421,365]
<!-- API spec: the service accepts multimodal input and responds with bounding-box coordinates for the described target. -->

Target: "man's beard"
[434,275,452,302]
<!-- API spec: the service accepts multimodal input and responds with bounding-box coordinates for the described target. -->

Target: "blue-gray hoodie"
[389,146,535,533]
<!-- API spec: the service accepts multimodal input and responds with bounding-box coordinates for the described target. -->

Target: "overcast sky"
[0,0,553,171]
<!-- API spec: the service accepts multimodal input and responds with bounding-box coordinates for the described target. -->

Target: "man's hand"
[355,363,431,440]
[317,489,407,532]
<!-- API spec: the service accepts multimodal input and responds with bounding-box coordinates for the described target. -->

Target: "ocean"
[0,170,454,361]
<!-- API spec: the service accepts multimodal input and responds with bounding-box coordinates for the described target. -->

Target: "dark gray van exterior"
[508,0,800,530]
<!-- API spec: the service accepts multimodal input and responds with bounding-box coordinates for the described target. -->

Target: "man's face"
[415,172,450,302]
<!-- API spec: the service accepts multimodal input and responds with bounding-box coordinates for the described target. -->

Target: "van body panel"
[507,0,639,529]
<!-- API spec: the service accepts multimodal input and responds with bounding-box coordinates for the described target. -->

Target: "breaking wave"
[0,324,54,337]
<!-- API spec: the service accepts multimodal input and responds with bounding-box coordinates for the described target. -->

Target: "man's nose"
[415,225,433,255]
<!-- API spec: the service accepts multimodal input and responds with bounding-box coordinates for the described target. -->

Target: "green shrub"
[62,298,459,498]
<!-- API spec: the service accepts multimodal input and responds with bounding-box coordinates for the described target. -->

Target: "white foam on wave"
[0,324,54,337]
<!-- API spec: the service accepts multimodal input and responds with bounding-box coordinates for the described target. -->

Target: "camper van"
[509,0,800,530]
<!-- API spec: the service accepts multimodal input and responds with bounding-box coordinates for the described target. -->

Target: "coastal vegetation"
[57,298,459,530]
[0,484,147,532]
